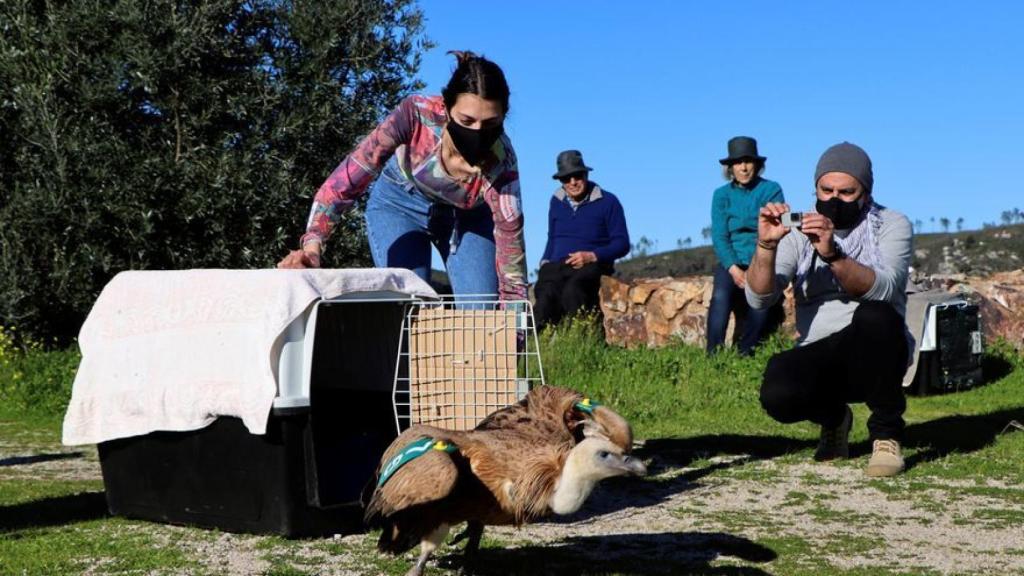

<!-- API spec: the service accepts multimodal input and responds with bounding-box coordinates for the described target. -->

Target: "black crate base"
[98,414,365,538]
[908,350,984,396]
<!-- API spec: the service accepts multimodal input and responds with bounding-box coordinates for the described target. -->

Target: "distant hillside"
[615,245,718,280]
[615,223,1024,281]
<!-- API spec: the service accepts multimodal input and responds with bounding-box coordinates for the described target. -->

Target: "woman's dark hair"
[441,50,510,114]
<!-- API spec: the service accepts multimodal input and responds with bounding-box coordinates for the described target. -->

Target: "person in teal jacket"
[707,136,784,355]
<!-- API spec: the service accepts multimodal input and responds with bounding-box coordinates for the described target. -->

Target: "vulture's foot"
[435,552,479,574]
[449,521,485,556]
[448,529,468,547]
[436,555,463,570]
[405,549,433,576]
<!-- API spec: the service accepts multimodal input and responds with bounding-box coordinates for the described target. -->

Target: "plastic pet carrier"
[904,291,984,395]
[95,293,415,537]
[62,270,542,537]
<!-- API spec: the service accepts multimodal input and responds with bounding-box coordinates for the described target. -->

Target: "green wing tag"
[574,397,602,414]
[377,437,458,488]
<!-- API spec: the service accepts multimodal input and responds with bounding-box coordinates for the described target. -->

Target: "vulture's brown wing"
[460,430,570,523]
[364,425,463,521]
[475,386,581,439]
[475,387,634,452]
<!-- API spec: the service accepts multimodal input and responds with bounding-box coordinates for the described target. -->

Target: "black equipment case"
[906,296,984,395]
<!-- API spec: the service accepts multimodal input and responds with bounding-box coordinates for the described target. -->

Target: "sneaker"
[865,439,905,477]
[814,405,852,462]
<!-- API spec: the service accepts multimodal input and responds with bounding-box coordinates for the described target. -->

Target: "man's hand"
[728,264,746,288]
[747,202,791,296]
[757,202,792,246]
[564,251,597,269]
[799,212,837,259]
[277,248,322,269]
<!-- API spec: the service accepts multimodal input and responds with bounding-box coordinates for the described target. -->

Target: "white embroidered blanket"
[62,268,435,445]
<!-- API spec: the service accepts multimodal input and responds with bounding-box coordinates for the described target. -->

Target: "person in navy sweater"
[533,150,630,331]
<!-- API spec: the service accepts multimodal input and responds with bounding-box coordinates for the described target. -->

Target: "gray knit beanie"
[814,142,873,193]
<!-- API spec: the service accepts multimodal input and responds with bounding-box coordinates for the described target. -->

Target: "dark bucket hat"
[552,150,593,179]
[719,136,767,165]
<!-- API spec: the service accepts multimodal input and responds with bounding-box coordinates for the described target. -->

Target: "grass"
[0,518,201,575]
[1,319,1023,575]
[0,326,79,417]
[543,318,1024,476]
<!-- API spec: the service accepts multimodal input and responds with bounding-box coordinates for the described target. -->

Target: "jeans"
[706,264,775,356]
[365,158,498,300]
[533,261,611,331]
[759,301,909,440]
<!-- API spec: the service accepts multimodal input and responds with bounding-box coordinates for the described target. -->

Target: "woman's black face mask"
[816,197,866,229]
[446,120,503,167]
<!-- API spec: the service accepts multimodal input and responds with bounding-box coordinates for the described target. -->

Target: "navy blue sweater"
[541,184,630,264]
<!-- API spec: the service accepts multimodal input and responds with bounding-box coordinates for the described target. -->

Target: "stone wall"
[948,269,1024,350]
[599,269,1024,350]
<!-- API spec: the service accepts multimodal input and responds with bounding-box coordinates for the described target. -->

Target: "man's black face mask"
[816,197,866,230]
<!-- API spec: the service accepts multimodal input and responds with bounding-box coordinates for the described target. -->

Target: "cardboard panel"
[408,309,519,430]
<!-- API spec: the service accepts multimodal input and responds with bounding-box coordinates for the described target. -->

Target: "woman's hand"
[757,202,792,246]
[728,265,746,288]
[277,248,322,269]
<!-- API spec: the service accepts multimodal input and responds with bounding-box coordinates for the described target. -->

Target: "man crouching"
[745,142,913,477]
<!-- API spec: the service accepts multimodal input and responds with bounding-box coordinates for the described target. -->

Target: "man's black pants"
[759,301,909,441]
[533,261,611,331]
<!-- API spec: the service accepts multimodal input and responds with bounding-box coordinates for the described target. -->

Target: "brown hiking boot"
[866,439,905,477]
[814,405,852,462]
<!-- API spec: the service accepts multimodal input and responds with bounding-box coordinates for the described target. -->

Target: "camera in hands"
[781,212,803,228]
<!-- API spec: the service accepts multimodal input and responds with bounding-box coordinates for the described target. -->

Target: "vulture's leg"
[457,521,485,575]
[448,520,484,550]
[462,521,484,556]
[406,523,450,576]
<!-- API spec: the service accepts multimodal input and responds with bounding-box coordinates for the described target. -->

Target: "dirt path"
[493,456,1024,574]
[4,436,1023,575]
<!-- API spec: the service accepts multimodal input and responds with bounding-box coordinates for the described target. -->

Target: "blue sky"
[415,1,1024,273]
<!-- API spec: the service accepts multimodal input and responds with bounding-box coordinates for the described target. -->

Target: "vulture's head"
[574,436,647,480]
[550,437,647,515]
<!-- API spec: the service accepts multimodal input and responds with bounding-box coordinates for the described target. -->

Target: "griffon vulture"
[362,387,644,576]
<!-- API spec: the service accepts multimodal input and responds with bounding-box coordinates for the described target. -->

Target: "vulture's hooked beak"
[606,452,647,476]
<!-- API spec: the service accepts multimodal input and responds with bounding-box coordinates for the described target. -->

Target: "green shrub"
[0,0,430,342]
[0,326,80,416]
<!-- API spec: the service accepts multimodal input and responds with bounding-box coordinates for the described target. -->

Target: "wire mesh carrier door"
[392,296,544,432]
